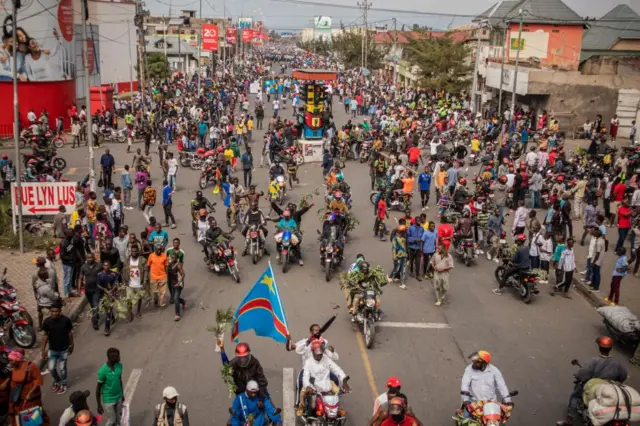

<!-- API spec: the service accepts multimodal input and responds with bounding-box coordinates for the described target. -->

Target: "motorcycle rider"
[274,209,303,265]
[241,201,270,256]
[217,340,270,399]
[369,378,423,426]
[328,191,349,214]
[461,351,512,415]
[190,191,216,218]
[349,254,366,272]
[286,324,339,406]
[230,380,282,426]
[556,336,628,426]
[298,341,350,416]
[205,217,233,265]
[454,210,474,252]
[380,398,420,426]
[493,234,530,295]
[453,178,469,212]
[346,261,386,318]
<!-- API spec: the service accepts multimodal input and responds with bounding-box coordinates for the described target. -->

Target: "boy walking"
[605,247,629,306]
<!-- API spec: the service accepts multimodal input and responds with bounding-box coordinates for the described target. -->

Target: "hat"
[246,380,259,392]
[162,386,179,399]
[70,390,90,404]
[8,350,24,362]
[386,377,402,388]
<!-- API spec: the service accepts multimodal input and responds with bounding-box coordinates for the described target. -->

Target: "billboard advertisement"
[313,16,332,31]
[0,0,76,81]
[226,27,237,45]
[201,24,219,51]
[238,17,253,29]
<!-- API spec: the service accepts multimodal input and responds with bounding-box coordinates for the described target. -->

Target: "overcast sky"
[145,0,637,31]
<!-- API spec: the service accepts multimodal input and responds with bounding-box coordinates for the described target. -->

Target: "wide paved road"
[8,88,639,426]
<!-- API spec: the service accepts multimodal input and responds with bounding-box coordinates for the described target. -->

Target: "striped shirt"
[558,248,576,272]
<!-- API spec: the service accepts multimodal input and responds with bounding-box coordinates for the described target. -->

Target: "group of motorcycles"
[0,269,36,349]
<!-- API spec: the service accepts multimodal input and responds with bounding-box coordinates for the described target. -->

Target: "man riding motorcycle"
[349,254,366,272]
[493,234,530,295]
[191,191,216,221]
[275,209,303,265]
[453,178,470,212]
[230,380,282,426]
[298,341,350,416]
[328,191,349,214]
[320,212,346,258]
[346,261,386,318]
[380,397,420,426]
[242,201,270,256]
[454,210,474,249]
[460,351,512,416]
[205,218,233,265]
[218,341,270,399]
[556,336,628,426]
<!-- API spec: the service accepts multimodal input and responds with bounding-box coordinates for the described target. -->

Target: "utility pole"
[127,19,134,95]
[357,0,370,70]
[196,0,202,96]
[221,2,226,76]
[392,17,397,84]
[135,0,146,113]
[470,22,484,114]
[497,24,508,117]
[80,0,96,193]
[510,9,524,119]
[11,0,23,252]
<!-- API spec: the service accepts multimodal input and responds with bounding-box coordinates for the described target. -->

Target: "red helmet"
[488,160,494,166]
[557,176,565,182]
[552,147,557,152]
[596,336,613,349]
[235,343,251,357]
[217,146,223,153]
[515,234,527,243]
[459,178,467,186]
[485,166,492,171]
[499,176,507,183]
[386,377,402,388]
[334,191,342,199]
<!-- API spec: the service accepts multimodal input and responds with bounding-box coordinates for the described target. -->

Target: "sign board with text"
[201,24,219,51]
[11,182,78,215]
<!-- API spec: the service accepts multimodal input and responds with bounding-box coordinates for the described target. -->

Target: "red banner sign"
[242,28,254,42]
[201,24,219,51]
[226,27,237,45]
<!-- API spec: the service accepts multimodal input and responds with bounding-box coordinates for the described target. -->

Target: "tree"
[331,27,387,70]
[144,52,170,80]
[296,38,331,56]
[405,33,473,93]
[269,30,282,40]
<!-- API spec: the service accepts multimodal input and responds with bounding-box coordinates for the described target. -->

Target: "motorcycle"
[494,262,540,304]
[454,390,519,426]
[199,163,218,189]
[275,230,300,273]
[179,151,197,168]
[359,141,372,163]
[246,225,265,265]
[368,190,412,211]
[319,227,343,282]
[297,379,349,426]
[454,236,476,267]
[569,360,630,426]
[353,285,380,349]
[23,151,66,171]
[208,238,240,283]
[99,126,126,143]
[0,268,33,327]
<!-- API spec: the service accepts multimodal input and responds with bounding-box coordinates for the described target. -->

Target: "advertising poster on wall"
[0,0,76,81]
[201,24,219,51]
[226,27,237,45]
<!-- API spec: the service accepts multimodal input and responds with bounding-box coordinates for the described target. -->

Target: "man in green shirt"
[97,348,124,426]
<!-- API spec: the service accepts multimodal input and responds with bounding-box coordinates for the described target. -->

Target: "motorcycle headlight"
[224,249,232,256]
[326,246,333,253]
[366,298,376,308]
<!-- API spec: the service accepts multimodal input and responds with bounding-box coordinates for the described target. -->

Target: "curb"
[571,275,606,308]
[33,297,88,370]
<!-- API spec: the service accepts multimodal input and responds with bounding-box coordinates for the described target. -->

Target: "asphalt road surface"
[9,89,640,426]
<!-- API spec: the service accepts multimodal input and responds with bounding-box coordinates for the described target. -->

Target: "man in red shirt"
[375,197,389,241]
[616,199,632,251]
[610,178,627,226]
[407,145,422,169]
[437,217,455,251]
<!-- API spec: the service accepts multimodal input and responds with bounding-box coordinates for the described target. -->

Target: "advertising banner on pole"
[242,29,254,42]
[226,27,237,45]
[201,24,219,51]
[11,182,78,215]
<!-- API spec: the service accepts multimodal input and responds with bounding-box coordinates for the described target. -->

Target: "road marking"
[341,287,379,401]
[282,367,295,426]
[377,321,452,329]
[123,368,143,405]
[67,167,77,175]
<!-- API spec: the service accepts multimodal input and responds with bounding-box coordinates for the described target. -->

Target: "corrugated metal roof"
[145,36,196,55]
[503,0,584,25]
[475,1,519,27]
[581,4,640,58]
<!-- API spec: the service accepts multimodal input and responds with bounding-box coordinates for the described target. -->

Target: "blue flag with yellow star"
[231,263,290,343]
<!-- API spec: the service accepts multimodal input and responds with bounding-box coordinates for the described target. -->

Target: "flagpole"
[268,261,289,332]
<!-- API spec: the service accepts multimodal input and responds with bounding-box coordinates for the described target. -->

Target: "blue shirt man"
[407,223,424,250]
[447,166,457,189]
[162,183,172,206]
[148,228,169,250]
[198,121,208,136]
[230,382,281,426]
[100,151,115,169]
[418,170,432,191]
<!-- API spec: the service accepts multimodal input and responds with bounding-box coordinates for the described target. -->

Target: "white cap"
[163,386,179,399]
[246,380,259,392]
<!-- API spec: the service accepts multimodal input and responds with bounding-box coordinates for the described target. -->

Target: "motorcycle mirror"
[228,408,234,415]
[317,229,321,235]
[509,390,519,397]
[460,391,472,397]
[570,359,579,366]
